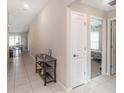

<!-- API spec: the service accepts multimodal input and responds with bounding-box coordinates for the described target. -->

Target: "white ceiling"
[80,0,116,11]
[8,0,115,32]
[8,0,49,32]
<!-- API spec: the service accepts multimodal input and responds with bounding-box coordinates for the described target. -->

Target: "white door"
[71,12,87,88]
[111,20,116,74]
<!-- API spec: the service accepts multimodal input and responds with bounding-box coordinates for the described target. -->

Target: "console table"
[35,54,56,86]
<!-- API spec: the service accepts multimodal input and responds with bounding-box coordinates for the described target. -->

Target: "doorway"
[110,20,116,75]
[90,18,103,79]
[107,18,116,75]
[70,11,87,88]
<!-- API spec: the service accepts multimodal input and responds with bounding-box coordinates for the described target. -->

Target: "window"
[9,36,15,46]
[9,35,21,46]
[91,31,99,50]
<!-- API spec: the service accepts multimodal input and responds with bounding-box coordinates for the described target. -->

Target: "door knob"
[73,54,79,57]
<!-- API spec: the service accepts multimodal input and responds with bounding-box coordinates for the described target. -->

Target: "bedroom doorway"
[90,17,104,79]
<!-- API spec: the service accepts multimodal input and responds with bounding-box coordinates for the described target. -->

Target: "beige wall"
[28,21,41,55]
[29,0,75,88]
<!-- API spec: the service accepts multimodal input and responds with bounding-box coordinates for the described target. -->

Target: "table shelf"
[35,53,56,86]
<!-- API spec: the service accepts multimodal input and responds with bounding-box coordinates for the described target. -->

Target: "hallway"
[8,54,116,93]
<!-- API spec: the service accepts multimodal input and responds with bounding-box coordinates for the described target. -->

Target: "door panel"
[71,12,87,88]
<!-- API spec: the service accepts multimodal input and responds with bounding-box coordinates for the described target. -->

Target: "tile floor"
[8,53,116,93]
[91,59,101,78]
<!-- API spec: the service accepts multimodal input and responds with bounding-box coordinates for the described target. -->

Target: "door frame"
[88,16,107,80]
[107,17,116,75]
[67,10,88,89]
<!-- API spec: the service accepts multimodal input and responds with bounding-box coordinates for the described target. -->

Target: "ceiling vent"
[108,0,116,6]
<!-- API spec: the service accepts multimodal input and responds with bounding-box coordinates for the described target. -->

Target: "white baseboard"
[57,81,72,92]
